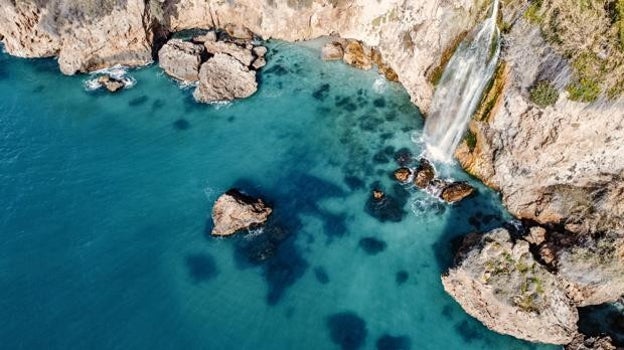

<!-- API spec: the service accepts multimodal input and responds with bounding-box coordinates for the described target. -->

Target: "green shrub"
[464,129,477,152]
[566,78,601,103]
[529,80,559,107]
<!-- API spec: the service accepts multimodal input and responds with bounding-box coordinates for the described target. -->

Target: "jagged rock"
[204,40,255,67]
[372,189,385,201]
[192,31,217,44]
[413,159,435,188]
[342,40,373,70]
[393,168,412,183]
[253,46,268,58]
[97,75,125,92]
[224,23,254,40]
[211,189,272,236]
[193,53,258,103]
[158,39,205,82]
[371,49,399,81]
[442,228,579,345]
[525,226,547,245]
[440,182,474,203]
[565,334,616,350]
[251,57,266,70]
[321,41,344,61]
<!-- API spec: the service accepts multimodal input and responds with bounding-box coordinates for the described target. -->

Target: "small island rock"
[413,158,435,188]
[193,53,258,103]
[211,189,272,236]
[393,167,412,183]
[440,181,475,203]
[97,75,125,92]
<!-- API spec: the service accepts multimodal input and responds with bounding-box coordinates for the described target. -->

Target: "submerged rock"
[193,53,258,103]
[413,159,435,189]
[442,228,579,344]
[321,41,344,61]
[440,182,475,203]
[211,189,272,236]
[393,167,412,183]
[97,75,125,92]
[158,39,205,82]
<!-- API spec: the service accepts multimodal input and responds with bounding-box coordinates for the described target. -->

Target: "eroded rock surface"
[211,189,272,236]
[193,53,258,103]
[158,39,204,82]
[442,228,579,344]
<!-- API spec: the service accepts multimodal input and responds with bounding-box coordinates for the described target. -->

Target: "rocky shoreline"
[1,0,623,347]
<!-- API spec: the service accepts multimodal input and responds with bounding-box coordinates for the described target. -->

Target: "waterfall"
[422,0,501,163]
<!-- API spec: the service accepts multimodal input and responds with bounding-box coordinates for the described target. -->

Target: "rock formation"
[439,182,474,203]
[158,39,205,82]
[211,189,272,236]
[442,228,579,344]
[193,53,258,103]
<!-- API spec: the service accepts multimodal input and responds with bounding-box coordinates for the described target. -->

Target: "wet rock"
[158,39,205,82]
[211,189,272,236]
[343,40,373,70]
[327,312,368,350]
[321,41,344,61]
[203,40,255,67]
[97,75,125,92]
[359,237,387,255]
[393,167,412,183]
[440,182,475,203]
[413,159,435,188]
[565,334,616,350]
[193,53,258,103]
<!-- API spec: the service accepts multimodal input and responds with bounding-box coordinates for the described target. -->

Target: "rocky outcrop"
[565,334,617,350]
[97,75,126,93]
[211,189,272,236]
[158,39,205,82]
[413,158,435,189]
[442,228,579,344]
[193,53,258,102]
[321,39,398,81]
[439,182,474,203]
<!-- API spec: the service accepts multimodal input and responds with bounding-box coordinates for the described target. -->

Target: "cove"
[0,41,556,349]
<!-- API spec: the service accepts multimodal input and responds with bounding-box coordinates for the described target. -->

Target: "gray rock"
[193,53,258,103]
[251,57,266,70]
[204,40,255,67]
[158,39,204,82]
[253,45,268,58]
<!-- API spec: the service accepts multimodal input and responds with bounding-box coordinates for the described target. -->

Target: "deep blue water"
[0,41,557,350]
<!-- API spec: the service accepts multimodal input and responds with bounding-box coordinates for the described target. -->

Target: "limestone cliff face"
[0,0,486,109]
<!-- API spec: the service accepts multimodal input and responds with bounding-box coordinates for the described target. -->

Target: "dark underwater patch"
[373,97,386,108]
[393,148,413,166]
[151,98,165,110]
[344,175,365,191]
[128,95,149,107]
[312,83,331,101]
[359,237,387,255]
[185,253,218,283]
[376,334,411,350]
[455,320,484,343]
[327,312,368,350]
[441,304,454,319]
[265,64,289,76]
[173,118,191,130]
[365,186,408,223]
[335,96,358,112]
[373,151,390,164]
[395,270,409,285]
[32,85,45,93]
[314,266,330,284]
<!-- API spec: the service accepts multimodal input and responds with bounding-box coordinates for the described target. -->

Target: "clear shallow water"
[0,41,557,350]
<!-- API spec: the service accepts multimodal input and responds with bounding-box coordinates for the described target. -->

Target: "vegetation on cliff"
[524,0,624,101]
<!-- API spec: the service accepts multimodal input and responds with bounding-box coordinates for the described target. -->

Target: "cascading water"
[422,0,501,163]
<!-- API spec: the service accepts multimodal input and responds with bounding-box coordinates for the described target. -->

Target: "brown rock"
[525,226,547,245]
[158,39,205,82]
[440,182,475,203]
[413,159,435,188]
[211,189,272,236]
[342,40,373,70]
[204,40,255,67]
[371,49,399,81]
[539,243,557,266]
[97,75,125,92]
[193,53,258,103]
[372,189,385,201]
[251,57,266,70]
[393,168,412,183]
[321,41,344,61]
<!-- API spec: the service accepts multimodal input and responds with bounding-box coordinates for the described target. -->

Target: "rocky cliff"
[1,0,623,347]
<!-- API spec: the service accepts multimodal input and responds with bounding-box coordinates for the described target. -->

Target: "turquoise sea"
[0,41,558,349]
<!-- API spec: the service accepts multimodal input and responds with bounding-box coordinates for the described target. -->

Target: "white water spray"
[423,0,501,163]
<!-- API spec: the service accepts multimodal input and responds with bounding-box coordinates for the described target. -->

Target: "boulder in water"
[193,53,258,103]
[321,41,344,61]
[372,189,385,201]
[440,181,475,203]
[158,39,205,82]
[211,189,272,236]
[393,167,412,183]
[414,158,435,188]
[97,75,125,92]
